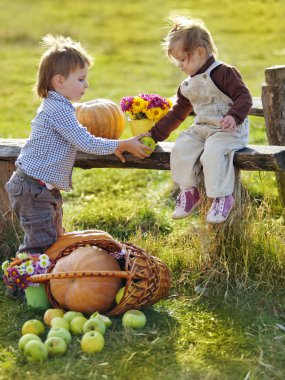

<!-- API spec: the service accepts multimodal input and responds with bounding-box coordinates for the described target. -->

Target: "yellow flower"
[131,97,148,114]
[145,107,163,121]
[166,99,173,108]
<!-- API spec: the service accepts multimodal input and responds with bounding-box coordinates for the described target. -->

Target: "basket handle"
[29,270,133,283]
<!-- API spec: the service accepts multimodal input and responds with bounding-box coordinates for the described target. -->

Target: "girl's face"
[170,45,209,76]
[56,63,89,102]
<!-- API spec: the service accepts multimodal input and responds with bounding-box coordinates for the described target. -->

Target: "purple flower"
[7,267,20,280]
[120,96,134,112]
[1,252,51,290]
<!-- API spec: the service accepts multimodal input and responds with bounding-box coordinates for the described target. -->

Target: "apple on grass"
[70,316,88,335]
[18,333,41,351]
[139,136,156,154]
[50,316,70,331]
[63,311,84,323]
[24,340,48,362]
[21,319,45,336]
[44,308,65,326]
[44,336,67,357]
[81,331,105,354]
[122,310,146,329]
[47,327,72,346]
[115,286,125,305]
[89,312,112,328]
[83,318,106,336]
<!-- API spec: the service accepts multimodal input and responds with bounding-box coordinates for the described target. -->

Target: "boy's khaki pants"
[5,172,64,253]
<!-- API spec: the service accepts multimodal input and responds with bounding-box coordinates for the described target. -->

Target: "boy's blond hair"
[34,35,93,98]
[163,16,218,58]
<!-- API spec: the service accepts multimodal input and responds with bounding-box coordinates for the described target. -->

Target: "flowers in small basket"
[1,253,51,291]
[120,93,173,121]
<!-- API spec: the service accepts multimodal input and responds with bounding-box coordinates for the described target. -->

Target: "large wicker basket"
[30,230,171,316]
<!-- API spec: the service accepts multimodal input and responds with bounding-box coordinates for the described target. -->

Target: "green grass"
[1,0,285,379]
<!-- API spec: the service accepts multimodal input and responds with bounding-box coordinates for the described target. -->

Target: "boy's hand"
[115,134,150,163]
[220,115,237,132]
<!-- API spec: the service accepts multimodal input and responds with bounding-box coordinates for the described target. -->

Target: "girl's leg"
[170,127,204,219]
[171,127,205,189]
[200,120,249,198]
[200,120,249,223]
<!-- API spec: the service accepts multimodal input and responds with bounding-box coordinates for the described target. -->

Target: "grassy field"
[1,0,285,379]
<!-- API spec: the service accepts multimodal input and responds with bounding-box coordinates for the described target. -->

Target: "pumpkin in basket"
[75,98,125,139]
[49,245,122,314]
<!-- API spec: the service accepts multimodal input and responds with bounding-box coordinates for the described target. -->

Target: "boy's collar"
[48,91,74,109]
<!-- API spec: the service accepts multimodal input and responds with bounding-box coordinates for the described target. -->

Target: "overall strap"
[205,60,223,75]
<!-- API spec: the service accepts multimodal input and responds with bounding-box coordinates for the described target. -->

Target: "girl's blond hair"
[162,16,218,58]
[34,34,93,98]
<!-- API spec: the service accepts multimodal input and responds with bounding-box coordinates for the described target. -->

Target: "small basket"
[30,231,171,316]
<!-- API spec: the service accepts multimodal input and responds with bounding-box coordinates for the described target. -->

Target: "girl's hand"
[220,115,237,132]
[115,134,150,163]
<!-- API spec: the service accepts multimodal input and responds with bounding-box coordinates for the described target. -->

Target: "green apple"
[122,310,146,329]
[70,316,88,335]
[44,336,67,357]
[80,331,105,354]
[83,318,106,336]
[139,136,156,154]
[89,312,112,328]
[21,319,45,336]
[18,333,41,351]
[44,308,65,326]
[50,316,70,331]
[63,311,84,323]
[47,327,72,346]
[115,286,126,304]
[24,340,48,362]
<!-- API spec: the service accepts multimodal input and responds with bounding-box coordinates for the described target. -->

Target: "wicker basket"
[30,231,171,316]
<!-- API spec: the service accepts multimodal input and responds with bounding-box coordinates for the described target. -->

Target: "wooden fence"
[0,65,285,237]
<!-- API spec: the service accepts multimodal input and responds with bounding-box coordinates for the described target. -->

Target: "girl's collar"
[192,55,215,77]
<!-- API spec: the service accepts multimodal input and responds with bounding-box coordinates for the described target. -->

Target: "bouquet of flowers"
[120,93,173,121]
[1,252,51,291]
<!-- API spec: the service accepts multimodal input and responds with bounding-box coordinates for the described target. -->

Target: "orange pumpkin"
[49,245,122,314]
[75,98,125,139]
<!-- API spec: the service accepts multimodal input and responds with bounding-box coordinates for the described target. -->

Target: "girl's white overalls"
[170,61,249,198]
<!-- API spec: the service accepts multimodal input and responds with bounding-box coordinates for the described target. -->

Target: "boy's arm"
[52,110,149,162]
[52,110,119,155]
[150,88,193,142]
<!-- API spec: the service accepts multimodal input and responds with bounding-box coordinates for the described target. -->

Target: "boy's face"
[170,45,208,76]
[57,63,89,102]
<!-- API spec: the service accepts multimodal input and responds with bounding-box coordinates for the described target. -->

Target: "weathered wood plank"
[249,97,264,117]
[1,139,285,172]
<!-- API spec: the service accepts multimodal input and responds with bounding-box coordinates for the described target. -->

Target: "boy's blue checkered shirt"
[16,91,119,191]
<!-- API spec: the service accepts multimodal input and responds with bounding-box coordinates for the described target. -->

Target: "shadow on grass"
[0,284,183,380]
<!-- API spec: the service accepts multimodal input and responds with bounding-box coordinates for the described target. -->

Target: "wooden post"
[262,65,285,207]
[0,160,16,243]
